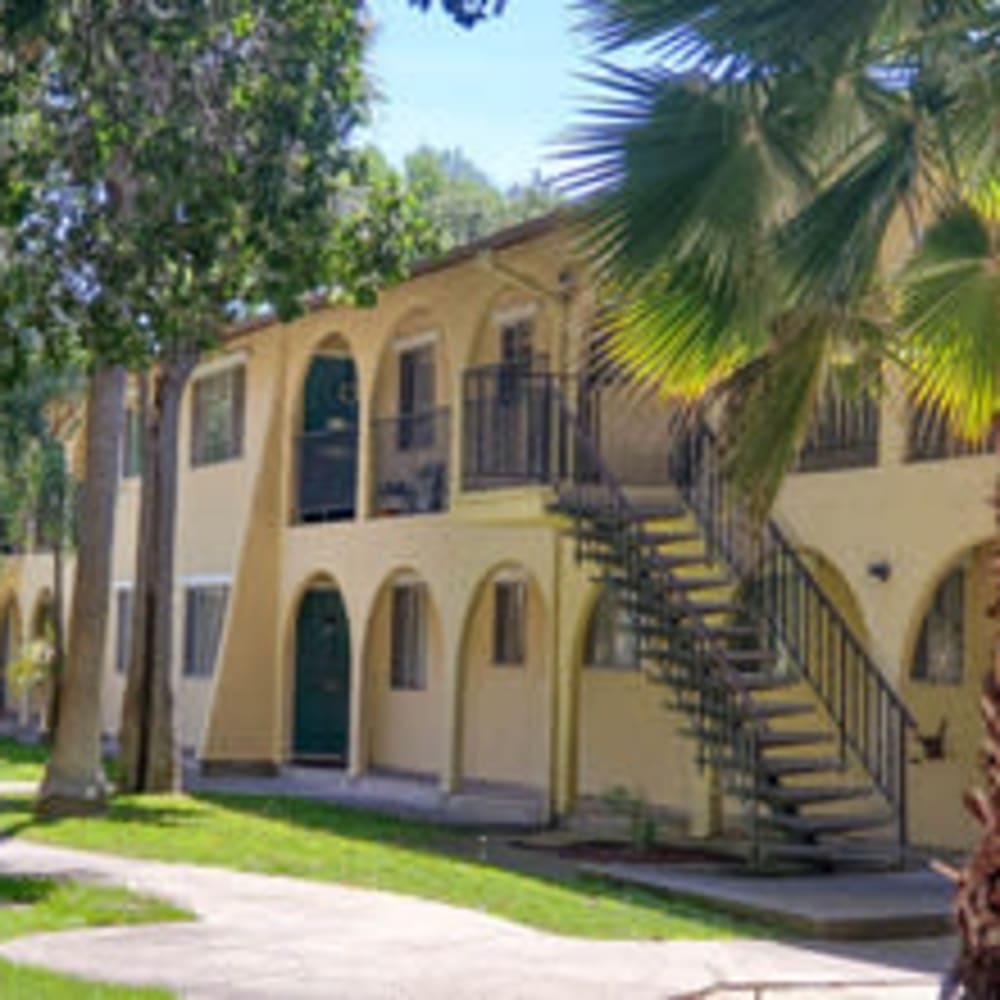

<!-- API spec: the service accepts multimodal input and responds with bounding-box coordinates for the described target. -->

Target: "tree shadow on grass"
[0,795,200,841]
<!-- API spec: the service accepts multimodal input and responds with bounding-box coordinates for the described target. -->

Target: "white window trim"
[494,303,538,328]
[393,330,439,353]
[112,581,134,592]
[181,573,233,588]
[191,350,248,381]
[493,567,529,584]
[393,571,424,588]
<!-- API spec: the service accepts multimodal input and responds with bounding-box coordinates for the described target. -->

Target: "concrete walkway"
[0,840,955,999]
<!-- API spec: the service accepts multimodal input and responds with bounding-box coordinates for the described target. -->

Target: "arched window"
[912,567,964,684]
[584,589,639,670]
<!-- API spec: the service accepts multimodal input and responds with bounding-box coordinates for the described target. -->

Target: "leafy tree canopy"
[409,0,506,28]
[0,1,438,387]
[402,146,559,249]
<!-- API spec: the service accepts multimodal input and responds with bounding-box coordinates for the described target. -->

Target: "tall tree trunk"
[37,366,126,816]
[119,358,195,793]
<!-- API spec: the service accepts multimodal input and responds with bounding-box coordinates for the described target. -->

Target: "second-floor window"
[397,343,435,451]
[191,365,245,467]
[183,583,230,678]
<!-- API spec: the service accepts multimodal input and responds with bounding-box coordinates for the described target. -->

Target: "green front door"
[293,588,351,761]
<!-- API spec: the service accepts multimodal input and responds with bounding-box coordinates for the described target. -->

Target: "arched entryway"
[901,543,991,849]
[459,564,549,789]
[362,569,445,776]
[292,586,352,762]
[575,585,690,812]
[297,339,360,523]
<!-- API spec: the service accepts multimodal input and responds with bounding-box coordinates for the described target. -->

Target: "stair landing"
[583,862,954,940]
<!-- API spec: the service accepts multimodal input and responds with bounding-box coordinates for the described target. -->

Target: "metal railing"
[907,399,995,462]
[797,390,880,472]
[670,423,915,852]
[297,429,358,522]
[371,409,451,517]
[544,385,767,860]
[462,362,571,489]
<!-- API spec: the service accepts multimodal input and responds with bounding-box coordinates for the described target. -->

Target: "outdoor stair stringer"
[552,485,907,870]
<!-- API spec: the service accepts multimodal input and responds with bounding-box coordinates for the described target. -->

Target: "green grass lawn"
[0,789,769,941]
[0,875,188,999]
[0,737,49,783]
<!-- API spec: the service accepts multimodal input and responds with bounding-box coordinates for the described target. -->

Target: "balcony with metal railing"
[297,429,359,523]
[907,399,995,463]
[462,361,568,490]
[371,409,451,517]
[796,390,880,473]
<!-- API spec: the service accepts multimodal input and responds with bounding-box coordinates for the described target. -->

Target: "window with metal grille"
[390,583,427,690]
[122,407,143,479]
[584,588,639,670]
[190,366,245,466]
[493,579,526,666]
[912,567,964,684]
[183,584,230,678]
[115,587,134,675]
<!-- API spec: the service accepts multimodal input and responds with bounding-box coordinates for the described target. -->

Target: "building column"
[347,639,369,780]
[553,539,579,818]
[439,624,463,795]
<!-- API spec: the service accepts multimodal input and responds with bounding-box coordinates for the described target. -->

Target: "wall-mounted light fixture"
[867,560,891,582]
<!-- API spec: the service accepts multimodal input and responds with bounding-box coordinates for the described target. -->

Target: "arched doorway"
[297,346,360,523]
[293,586,351,762]
[459,564,549,789]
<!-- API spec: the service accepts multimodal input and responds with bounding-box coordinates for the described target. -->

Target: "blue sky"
[366,1,590,189]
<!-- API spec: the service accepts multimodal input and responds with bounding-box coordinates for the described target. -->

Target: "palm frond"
[898,204,1000,438]
[721,317,830,513]
[575,0,926,74]
[778,123,921,307]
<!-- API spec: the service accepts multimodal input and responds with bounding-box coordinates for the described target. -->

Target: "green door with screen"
[299,355,359,520]
[293,588,351,760]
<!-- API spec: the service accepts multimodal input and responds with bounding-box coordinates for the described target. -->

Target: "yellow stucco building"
[0,214,992,858]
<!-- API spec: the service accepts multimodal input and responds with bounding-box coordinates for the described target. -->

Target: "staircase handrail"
[546,379,770,856]
[669,420,913,846]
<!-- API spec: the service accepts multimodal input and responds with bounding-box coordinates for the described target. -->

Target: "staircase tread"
[764,811,893,836]
[670,576,732,592]
[758,730,833,748]
[641,530,703,546]
[720,648,777,663]
[757,784,875,805]
[760,755,846,775]
[747,701,817,720]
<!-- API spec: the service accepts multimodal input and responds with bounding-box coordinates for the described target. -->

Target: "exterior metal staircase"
[546,391,918,869]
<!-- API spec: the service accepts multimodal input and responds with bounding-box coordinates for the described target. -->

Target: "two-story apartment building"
[0,212,992,860]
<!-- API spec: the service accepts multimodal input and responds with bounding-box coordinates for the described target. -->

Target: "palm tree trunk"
[119,358,194,793]
[941,472,1000,997]
[37,365,126,816]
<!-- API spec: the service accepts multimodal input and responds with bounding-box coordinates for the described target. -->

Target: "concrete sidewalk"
[0,840,954,999]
